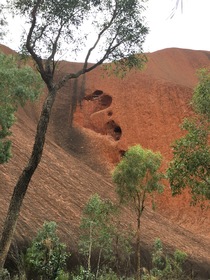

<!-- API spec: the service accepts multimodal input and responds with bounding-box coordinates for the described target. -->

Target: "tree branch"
[45,20,65,77]
[83,2,118,70]
[26,0,49,85]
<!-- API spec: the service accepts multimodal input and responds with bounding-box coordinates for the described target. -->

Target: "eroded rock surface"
[1,45,210,276]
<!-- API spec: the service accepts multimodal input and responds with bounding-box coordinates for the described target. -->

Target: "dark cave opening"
[84,90,103,101]
[105,120,122,141]
[100,95,112,108]
[92,90,103,99]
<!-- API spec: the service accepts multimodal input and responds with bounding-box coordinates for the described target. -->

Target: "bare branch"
[83,2,118,70]
[26,0,48,84]
[45,20,65,77]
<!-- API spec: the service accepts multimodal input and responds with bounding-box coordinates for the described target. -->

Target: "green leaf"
[0,52,43,164]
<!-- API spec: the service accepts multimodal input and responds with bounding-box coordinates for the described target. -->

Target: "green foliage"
[142,239,189,280]
[55,270,70,280]
[167,68,210,204]
[0,53,43,164]
[192,68,210,120]
[79,194,133,276]
[79,194,116,264]
[70,266,95,280]
[0,268,11,280]
[97,267,131,280]
[98,268,119,280]
[103,53,147,78]
[112,145,163,279]
[112,145,164,208]
[9,0,148,69]
[25,221,68,280]
[70,266,134,280]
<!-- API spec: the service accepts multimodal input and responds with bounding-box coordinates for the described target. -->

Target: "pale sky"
[2,0,210,61]
[144,0,210,53]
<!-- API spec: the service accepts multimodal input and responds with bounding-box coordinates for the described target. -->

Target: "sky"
[143,0,210,53]
[2,0,210,62]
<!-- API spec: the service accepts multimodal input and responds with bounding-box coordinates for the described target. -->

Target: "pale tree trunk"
[136,191,145,280]
[88,221,93,273]
[0,85,56,269]
[96,248,102,279]
[136,214,141,280]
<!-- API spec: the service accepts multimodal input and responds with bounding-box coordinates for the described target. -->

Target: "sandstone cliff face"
[1,45,210,276]
[71,48,210,236]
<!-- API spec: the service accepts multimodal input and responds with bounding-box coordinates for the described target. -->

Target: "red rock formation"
[0,45,210,275]
[72,48,210,237]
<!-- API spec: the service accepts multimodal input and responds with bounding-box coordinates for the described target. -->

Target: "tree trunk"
[0,86,56,269]
[136,215,141,280]
[96,248,102,279]
[88,221,93,273]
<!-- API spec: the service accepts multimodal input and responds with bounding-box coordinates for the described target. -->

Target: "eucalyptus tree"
[79,194,133,277]
[0,0,148,269]
[25,221,68,279]
[112,145,164,280]
[79,194,116,276]
[167,68,210,205]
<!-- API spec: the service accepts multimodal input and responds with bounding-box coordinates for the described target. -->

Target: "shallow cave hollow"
[92,90,103,99]
[84,90,112,106]
[100,94,112,108]
[105,120,122,141]
[84,89,103,101]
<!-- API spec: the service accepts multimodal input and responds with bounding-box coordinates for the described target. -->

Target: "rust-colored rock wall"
[72,48,210,235]
[74,48,210,164]
[1,45,210,275]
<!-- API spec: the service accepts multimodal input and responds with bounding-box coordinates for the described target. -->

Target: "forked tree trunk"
[0,86,56,269]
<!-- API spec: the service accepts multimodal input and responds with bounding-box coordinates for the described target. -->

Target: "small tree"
[79,194,133,278]
[25,221,68,280]
[167,68,210,205]
[112,145,164,280]
[79,194,116,275]
[142,239,189,280]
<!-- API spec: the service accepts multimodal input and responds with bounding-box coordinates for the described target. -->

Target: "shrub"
[142,239,190,280]
[0,268,11,280]
[55,270,70,280]
[25,221,68,280]
[70,266,95,280]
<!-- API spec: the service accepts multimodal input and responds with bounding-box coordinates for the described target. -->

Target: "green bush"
[25,221,69,280]
[0,268,11,280]
[55,270,70,280]
[70,266,95,280]
[79,194,133,277]
[142,239,190,280]
[70,266,134,280]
